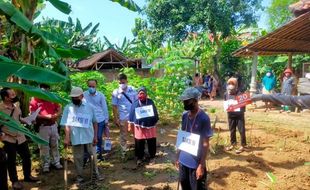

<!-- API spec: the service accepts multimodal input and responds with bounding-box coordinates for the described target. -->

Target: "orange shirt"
[29,97,60,115]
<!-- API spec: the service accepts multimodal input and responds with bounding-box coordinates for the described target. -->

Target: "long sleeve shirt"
[83,91,109,123]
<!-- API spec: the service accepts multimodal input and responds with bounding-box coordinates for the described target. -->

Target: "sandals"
[235,146,245,154]
[225,145,235,151]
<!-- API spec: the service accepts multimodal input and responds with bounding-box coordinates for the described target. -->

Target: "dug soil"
[17,100,310,190]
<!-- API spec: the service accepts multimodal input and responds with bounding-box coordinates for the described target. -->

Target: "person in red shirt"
[29,84,63,173]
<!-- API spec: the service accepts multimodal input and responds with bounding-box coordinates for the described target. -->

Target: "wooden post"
[288,53,292,69]
[250,52,258,95]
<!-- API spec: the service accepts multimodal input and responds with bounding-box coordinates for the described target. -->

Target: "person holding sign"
[60,87,102,184]
[224,78,247,154]
[29,84,63,173]
[128,87,159,166]
[176,87,213,190]
[112,73,137,155]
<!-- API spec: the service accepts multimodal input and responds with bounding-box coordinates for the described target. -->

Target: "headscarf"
[262,70,276,91]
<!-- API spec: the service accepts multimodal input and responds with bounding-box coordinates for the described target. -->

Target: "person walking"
[29,84,63,173]
[83,79,109,160]
[60,87,102,184]
[128,87,159,166]
[0,87,39,190]
[176,87,213,190]
[112,73,137,155]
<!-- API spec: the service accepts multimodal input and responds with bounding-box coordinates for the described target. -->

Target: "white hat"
[69,87,83,97]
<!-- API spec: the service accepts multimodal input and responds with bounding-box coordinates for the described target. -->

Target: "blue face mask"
[88,87,96,94]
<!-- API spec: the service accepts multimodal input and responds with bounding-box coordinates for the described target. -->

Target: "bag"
[121,92,132,104]
[103,139,112,151]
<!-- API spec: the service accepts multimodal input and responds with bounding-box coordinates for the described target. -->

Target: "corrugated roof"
[233,11,310,57]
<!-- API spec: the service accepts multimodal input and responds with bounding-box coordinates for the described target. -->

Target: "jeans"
[96,121,106,155]
[3,141,32,183]
[179,163,207,190]
[0,148,8,190]
[135,138,156,160]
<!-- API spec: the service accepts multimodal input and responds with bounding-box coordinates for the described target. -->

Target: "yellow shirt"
[0,102,26,144]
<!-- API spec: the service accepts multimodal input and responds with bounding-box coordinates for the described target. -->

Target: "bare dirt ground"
[16,99,310,190]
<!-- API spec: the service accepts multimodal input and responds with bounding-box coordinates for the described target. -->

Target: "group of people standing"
[194,73,218,101]
[261,67,296,112]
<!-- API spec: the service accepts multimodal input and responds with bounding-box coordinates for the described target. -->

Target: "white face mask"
[266,73,271,77]
[119,83,127,90]
[227,84,235,90]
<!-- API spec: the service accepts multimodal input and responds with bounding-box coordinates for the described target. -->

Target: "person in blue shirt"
[84,79,109,160]
[112,73,137,155]
[176,87,213,190]
[262,70,276,111]
[60,87,103,184]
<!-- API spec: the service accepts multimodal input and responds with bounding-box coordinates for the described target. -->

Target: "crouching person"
[60,87,103,185]
[176,87,213,190]
[128,87,159,166]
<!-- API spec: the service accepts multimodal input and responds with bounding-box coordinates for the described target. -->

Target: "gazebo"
[233,1,310,94]
[75,48,143,70]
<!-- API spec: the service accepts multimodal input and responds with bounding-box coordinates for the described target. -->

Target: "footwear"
[43,166,50,173]
[235,146,245,154]
[136,159,143,166]
[95,174,104,181]
[225,145,235,151]
[24,176,39,182]
[12,181,23,190]
[75,176,85,185]
[149,158,155,165]
[54,163,63,170]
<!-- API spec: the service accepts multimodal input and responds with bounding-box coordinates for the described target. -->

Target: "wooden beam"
[288,53,293,69]
[250,52,258,95]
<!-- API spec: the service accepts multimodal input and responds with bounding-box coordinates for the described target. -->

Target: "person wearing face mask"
[0,87,39,190]
[281,68,296,113]
[83,79,109,161]
[224,78,247,154]
[262,70,276,111]
[60,87,103,184]
[128,87,159,166]
[112,73,137,156]
[29,84,63,173]
[176,87,213,190]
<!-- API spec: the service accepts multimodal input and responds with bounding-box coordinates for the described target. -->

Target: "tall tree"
[267,0,298,30]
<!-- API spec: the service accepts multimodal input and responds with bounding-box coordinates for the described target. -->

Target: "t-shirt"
[179,110,213,169]
[29,97,60,115]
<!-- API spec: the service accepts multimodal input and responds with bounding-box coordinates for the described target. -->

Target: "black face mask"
[184,102,195,111]
[72,99,82,106]
[10,96,19,103]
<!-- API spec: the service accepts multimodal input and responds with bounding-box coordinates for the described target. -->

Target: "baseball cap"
[69,87,83,97]
[179,87,201,101]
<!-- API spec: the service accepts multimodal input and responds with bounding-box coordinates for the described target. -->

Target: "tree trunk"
[213,33,223,96]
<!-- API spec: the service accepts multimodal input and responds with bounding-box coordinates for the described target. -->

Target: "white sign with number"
[223,99,240,112]
[176,130,200,156]
[104,139,112,151]
[66,112,91,128]
[135,105,154,119]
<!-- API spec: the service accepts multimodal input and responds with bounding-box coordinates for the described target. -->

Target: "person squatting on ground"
[261,69,276,111]
[281,68,296,113]
[0,87,39,190]
[112,73,137,155]
[29,84,63,173]
[60,87,103,185]
[128,87,159,166]
[0,128,8,190]
[224,78,247,154]
[83,79,109,161]
[176,87,213,190]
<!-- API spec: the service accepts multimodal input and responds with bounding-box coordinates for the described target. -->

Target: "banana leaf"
[0,61,68,84]
[47,0,71,15]
[0,111,48,145]
[110,0,141,12]
[0,82,69,105]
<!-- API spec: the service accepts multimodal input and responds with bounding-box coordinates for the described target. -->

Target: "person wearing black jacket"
[224,78,246,154]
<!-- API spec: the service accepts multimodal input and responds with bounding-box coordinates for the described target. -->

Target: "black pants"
[179,164,207,190]
[228,115,246,146]
[4,141,32,183]
[135,138,156,160]
[0,148,8,190]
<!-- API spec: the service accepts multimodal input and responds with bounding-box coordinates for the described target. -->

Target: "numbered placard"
[135,105,154,119]
[65,112,91,128]
[176,130,200,156]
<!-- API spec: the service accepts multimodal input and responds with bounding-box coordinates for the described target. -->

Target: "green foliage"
[267,0,298,30]
[110,0,141,12]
